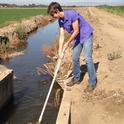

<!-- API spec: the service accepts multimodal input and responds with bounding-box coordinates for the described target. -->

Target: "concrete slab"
[0,65,13,110]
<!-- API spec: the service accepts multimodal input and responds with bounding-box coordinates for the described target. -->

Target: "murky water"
[0,21,60,124]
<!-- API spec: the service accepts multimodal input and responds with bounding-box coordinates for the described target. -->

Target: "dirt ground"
[67,7,124,124]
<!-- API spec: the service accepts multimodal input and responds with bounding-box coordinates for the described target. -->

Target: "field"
[0,8,47,27]
[100,6,124,16]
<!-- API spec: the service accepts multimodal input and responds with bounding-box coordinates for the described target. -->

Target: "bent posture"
[47,2,97,93]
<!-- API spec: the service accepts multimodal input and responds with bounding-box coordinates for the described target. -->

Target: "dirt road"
[69,7,124,124]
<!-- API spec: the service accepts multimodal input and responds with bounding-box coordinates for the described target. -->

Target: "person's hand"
[57,42,69,60]
[58,47,66,60]
[58,51,64,59]
[63,42,69,52]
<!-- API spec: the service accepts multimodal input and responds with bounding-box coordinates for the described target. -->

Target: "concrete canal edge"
[56,89,71,124]
[0,65,13,111]
[55,80,72,124]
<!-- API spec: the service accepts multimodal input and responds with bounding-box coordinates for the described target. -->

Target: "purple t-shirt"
[58,10,93,44]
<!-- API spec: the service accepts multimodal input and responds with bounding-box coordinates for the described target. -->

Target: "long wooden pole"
[38,49,65,123]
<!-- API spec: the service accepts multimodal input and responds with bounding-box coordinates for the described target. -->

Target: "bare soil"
[70,7,124,124]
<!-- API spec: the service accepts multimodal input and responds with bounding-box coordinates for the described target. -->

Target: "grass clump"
[14,24,27,41]
[107,51,122,60]
[0,36,10,59]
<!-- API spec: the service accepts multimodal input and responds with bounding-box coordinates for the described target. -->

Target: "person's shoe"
[84,83,97,93]
[66,78,80,87]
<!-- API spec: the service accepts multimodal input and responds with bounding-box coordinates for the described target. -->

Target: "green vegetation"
[99,6,124,16]
[0,37,9,52]
[0,8,47,27]
[0,36,10,59]
[0,35,27,60]
[14,24,27,40]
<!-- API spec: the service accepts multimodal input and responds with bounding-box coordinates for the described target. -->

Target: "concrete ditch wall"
[0,65,13,110]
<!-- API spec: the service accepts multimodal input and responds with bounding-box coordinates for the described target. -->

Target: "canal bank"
[0,15,50,60]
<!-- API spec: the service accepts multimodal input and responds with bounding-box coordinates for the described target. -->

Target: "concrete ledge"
[56,89,71,124]
[0,65,13,110]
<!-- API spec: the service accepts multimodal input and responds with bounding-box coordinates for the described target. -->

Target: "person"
[47,2,97,93]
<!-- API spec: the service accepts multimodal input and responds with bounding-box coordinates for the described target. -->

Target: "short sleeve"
[58,19,64,28]
[70,10,79,23]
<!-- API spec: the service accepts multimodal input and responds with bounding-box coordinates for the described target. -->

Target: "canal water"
[0,21,60,124]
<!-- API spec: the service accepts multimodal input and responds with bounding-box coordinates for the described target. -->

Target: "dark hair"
[47,2,63,16]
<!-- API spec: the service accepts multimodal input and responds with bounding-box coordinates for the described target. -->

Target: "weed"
[14,24,27,41]
[107,51,121,60]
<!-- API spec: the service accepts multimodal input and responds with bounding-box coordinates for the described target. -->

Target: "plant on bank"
[14,24,27,41]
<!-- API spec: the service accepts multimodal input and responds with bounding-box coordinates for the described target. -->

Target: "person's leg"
[72,43,83,81]
[66,43,82,86]
[83,35,96,87]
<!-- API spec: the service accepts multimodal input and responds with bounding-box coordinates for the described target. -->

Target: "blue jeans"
[72,35,96,86]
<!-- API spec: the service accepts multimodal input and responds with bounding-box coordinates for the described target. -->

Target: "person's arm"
[58,27,64,57]
[63,20,79,50]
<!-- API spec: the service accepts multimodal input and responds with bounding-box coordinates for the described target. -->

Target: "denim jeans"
[72,34,96,86]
